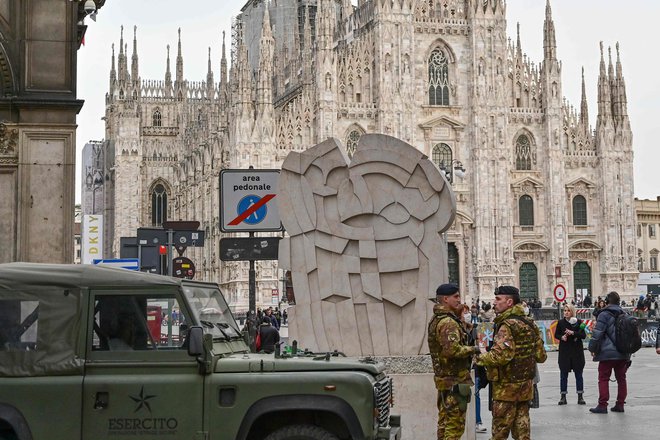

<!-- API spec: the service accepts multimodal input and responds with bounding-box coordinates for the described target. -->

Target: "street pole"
[249,231,256,315]
[167,228,174,277]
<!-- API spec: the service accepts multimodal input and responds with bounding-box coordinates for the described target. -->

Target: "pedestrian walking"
[554,304,586,405]
[588,291,632,413]
[475,286,547,440]
[258,317,280,354]
[428,283,481,440]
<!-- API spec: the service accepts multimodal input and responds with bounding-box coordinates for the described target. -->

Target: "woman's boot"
[558,394,567,405]
[577,393,586,405]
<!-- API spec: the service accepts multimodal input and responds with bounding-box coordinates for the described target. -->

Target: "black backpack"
[606,309,642,354]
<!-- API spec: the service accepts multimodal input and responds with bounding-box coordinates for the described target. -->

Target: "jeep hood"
[214,353,384,375]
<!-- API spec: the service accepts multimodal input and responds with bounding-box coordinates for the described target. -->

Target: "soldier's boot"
[558,394,567,405]
[577,393,586,405]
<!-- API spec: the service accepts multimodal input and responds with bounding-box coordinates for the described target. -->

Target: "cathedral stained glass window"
[153,109,162,127]
[515,135,532,170]
[151,183,168,226]
[428,48,450,106]
[572,195,587,225]
[346,129,363,158]
[432,143,453,182]
[519,195,534,226]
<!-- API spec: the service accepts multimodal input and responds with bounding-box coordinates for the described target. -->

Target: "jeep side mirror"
[187,326,204,357]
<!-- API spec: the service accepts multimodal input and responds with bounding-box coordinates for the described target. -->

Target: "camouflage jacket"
[428,304,479,390]
[475,304,547,401]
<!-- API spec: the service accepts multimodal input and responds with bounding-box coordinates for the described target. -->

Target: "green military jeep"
[0,263,400,440]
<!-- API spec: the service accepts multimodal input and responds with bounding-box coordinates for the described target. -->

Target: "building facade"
[0,0,106,264]
[100,0,637,307]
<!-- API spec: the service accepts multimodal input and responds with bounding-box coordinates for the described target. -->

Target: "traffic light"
[159,245,167,255]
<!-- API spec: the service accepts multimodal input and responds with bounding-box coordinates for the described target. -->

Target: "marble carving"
[278,134,456,356]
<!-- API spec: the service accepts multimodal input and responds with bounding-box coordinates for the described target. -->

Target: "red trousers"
[597,360,628,407]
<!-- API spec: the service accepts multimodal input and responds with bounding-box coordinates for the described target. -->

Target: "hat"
[436,283,459,296]
[496,285,519,297]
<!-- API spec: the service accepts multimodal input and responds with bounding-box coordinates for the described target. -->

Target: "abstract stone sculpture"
[278,134,456,355]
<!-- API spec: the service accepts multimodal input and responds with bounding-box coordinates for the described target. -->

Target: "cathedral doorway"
[573,261,592,301]
[519,262,538,300]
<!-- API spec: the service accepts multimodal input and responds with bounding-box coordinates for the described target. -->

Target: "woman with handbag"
[554,304,587,405]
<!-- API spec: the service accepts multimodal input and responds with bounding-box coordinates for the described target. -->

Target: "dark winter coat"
[258,324,280,353]
[554,318,586,372]
[588,305,632,362]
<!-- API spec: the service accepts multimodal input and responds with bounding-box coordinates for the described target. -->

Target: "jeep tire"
[263,424,339,440]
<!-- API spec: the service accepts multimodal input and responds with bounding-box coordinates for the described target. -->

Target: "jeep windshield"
[182,282,242,341]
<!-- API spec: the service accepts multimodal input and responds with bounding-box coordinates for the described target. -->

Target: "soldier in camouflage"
[428,283,481,440]
[475,285,547,440]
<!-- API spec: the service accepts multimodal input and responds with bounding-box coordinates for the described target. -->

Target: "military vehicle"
[0,263,400,440]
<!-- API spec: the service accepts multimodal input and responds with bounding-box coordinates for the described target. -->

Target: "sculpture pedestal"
[377,356,476,440]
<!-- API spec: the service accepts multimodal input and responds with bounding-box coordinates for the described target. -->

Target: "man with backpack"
[588,291,640,414]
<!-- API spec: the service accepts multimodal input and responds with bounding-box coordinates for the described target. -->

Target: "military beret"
[436,283,459,296]
[496,285,520,297]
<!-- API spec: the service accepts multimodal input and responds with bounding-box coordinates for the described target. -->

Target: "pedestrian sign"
[220,169,282,232]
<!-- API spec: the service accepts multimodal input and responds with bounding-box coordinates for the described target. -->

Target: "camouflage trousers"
[491,400,531,440]
[436,390,467,440]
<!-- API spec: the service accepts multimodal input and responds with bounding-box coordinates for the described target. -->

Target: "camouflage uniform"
[428,304,480,440]
[475,304,547,440]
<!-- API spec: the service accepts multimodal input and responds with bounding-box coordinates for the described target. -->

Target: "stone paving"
[477,347,660,439]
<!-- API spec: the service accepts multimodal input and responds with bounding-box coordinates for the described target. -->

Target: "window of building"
[637,224,642,237]
[432,143,453,182]
[572,195,587,226]
[447,242,459,285]
[346,129,363,159]
[428,48,450,106]
[519,263,538,300]
[151,183,168,227]
[651,256,658,271]
[152,109,162,127]
[519,195,534,226]
[515,135,532,170]
[649,224,656,238]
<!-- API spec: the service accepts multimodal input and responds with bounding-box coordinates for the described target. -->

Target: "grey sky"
[76,0,659,202]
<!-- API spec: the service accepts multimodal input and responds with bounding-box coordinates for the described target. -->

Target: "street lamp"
[440,159,466,182]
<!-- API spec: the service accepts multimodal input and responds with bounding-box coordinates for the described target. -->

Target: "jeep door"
[82,289,204,440]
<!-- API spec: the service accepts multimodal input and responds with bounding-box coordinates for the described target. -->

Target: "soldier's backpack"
[606,309,642,354]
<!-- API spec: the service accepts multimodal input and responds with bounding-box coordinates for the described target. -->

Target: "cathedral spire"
[165,44,172,97]
[118,25,128,83]
[131,25,139,82]
[220,30,228,87]
[580,67,589,132]
[109,43,116,94]
[257,6,274,110]
[614,42,629,121]
[515,22,523,62]
[543,0,557,61]
[302,5,312,85]
[597,42,612,125]
[176,28,184,86]
[110,43,116,82]
[206,47,214,99]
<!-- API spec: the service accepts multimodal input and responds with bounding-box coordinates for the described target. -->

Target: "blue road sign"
[237,194,268,225]
[93,258,140,271]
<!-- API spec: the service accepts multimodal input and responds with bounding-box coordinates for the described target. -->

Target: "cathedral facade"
[98,0,637,309]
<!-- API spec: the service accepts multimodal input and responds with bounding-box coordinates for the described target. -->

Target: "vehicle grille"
[374,376,392,427]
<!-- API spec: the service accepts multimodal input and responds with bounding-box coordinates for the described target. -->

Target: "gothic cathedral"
[100,0,637,309]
